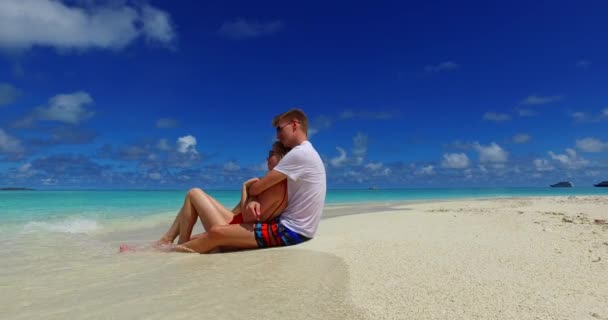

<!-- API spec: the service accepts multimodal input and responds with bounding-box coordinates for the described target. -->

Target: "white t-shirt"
[273,141,326,238]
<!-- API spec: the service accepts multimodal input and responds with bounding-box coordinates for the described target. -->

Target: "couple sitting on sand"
[135,109,326,254]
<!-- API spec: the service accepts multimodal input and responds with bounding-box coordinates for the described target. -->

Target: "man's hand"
[243,201,262,222]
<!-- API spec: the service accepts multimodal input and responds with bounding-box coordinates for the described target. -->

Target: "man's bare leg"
[177,224,258,254]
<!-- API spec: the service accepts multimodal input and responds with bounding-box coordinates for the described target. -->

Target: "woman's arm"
[256,181,288,222]
[233,178,259,214]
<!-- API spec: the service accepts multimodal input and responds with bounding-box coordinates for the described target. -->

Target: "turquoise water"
[1,188,607,233]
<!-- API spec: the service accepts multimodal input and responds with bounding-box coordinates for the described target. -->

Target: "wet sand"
[2,196,607,319]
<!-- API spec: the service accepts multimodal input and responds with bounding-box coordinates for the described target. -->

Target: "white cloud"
[483,112,511,122]
[533,159,554,172]
[517,108,536,117]
[218,19,283,39]
[330,147,347,167]
[576,60,591,69]
[464,168,473,179]
[0,0,175,51]
[380,168,392,176]
[425,61,460,73]
[339,110,355,119]
[513,134,531,144]
[576,137,608,153]
[223,161,240,171]
[339,110,399,120]
[365,162,383,171]
[18,163,31,173]
[441,153,470,169]
[16,91,94,126]
[0,128,24,153]
[308,115,332,138]
[156,117,178,128]
[571,112,588,122]
[343,169,363,183]
[474,142,508,163]
[156,138,170,151]
[0,83,19,106]
[417,165,435,175]
[521,94,563,105]
[10,162,34,179]
[39,91,94,123]
[362,162,391,176]
[548,148,589,169]
[352,132,368,164]
[253,161,268,172]
[41,178,57,185]
[149,172,161,180]
[571,109,608,123]
[140,5,175,45]
[327,133,369,167]
[176,135,197,154]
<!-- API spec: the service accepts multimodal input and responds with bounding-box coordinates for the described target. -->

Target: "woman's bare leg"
[206,194,239,222]
[174,188,237,244]
[185,188,234,229]
[177,194,199,244]
[158,191,199,244]
[158,207,183,244]
[159,188,238,245]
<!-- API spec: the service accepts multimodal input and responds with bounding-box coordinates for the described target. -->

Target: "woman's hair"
[271,141,291,160]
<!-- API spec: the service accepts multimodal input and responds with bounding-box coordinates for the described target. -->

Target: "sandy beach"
[2,196,607,319]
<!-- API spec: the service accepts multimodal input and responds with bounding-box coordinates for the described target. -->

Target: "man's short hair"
[272,108,309,135]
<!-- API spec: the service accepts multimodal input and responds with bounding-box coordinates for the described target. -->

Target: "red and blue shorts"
[253,218,310,248]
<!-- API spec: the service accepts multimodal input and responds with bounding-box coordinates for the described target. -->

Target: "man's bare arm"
[249,170,287,196]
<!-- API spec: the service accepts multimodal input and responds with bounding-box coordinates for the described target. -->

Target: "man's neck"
[293,135,307,146]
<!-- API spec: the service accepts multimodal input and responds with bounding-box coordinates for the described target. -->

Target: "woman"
[154,142,290,248]
[229,144,289,225]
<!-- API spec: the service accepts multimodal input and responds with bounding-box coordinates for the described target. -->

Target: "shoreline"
[3,196,607,319]
[95,195,607,239]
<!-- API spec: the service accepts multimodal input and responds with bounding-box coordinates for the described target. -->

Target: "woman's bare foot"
[156,236,173,245]
[120,242,174,253]
[119,244,137,253]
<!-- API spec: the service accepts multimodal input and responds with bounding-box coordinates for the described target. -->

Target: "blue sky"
[1,0,607,189]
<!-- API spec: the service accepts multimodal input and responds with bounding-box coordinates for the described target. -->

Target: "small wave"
[22,218,101,234]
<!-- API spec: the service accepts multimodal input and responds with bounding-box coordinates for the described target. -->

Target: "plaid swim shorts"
[253,218,310,248]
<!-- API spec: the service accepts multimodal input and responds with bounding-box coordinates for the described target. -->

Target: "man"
[174,108,326,253]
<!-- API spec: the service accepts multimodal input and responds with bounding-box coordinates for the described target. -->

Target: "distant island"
[550,181,573,188]
[0,187,35,191]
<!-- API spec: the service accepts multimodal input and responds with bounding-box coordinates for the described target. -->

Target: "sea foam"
[22,218,101,234]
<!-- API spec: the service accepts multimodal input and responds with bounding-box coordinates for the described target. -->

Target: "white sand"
[2,196,607,319]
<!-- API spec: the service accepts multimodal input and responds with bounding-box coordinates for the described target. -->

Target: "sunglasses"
[275,120,300,133]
